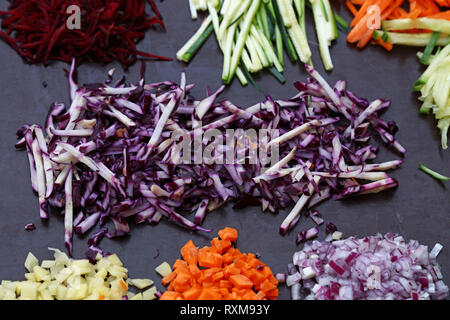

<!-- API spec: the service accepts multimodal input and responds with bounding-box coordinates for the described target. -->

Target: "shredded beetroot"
[0,0,170,68]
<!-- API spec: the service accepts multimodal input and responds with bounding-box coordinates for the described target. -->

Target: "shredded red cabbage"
[16,61,405,256]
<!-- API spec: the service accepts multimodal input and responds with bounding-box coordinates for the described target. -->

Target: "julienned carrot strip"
[357,28,376,48]
[159,227,279,300]
[351,0,377,28]
[428,10,450,20]
[347,0,359,16]
[382,0,405,19]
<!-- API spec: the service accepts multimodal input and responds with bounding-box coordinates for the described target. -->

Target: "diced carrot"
[183,286,202,300]
[181,240,198,265]
[224,264,241,277]
[260,279,277,293]
[173,259,188,270]
[265,288,279,299]
[198,250,223,268]
[218,227,238,242]
[253,291,266,300]
[229,274,254,290]
[161,271,177,286]
[219,280,233,289]
[219,288,229,296]
[159,227,278,300]
[212,271,224,282]
[198,288,222,300]
[211,237,232,254]
[160,291,182,300]
[189,264,201,278]
[241,290,257,300]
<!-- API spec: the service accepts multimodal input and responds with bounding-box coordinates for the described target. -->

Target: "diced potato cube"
[24,252,39,272]
[41,260,56,269]
[130,278,154,290]
[55,268,73,284]
[106,254,123,267]
[25,272,36,282]
[56,285,67,300]
[155,262,172,277]
[66,283,88,300]
[19,282,40,300]
[70,259,92,275]
[108,265,127,279]
[129,292,143,300]
[142,286,157,300]
[49,248,70,266]
[2,290,17,300]
[33,266,50,282]
[95,268,108,280]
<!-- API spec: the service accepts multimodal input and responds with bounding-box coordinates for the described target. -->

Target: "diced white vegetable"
[155,262,172,277]
[130,278,154,290]
[24,252,39,272]
[142,286,157,300]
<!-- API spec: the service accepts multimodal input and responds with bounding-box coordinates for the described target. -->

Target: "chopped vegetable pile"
[346,0,450,51]
[414,43,450,149]
[284,233,449,300]
[15,61,405,257]
[179,0,343,87]
[0,0,170,68]
[0,249,157,300]
[158,227,279,300]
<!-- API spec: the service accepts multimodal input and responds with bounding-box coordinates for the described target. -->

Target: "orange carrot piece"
[161,271,177,286]
[428,10,450,20]
[198,288,222,300]
[211,237,232,254]
[198,250,223,268]
[253,291,266,300]
[173,259,188,270]
[346,0,359,16]
[218,227,238,242]
[229,274,254,290]
[351,0,376,28]
[357,29,375,48]
[181,240,198,265]
[183,286,202,300]
[160,291,182,300]
[219,280,233,288]
[212,271,224,282]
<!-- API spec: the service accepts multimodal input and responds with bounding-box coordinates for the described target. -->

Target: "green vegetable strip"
[176,16,213,62]
[240,60,260,90]
[275,25,284,65]
[272,0,298,62]
[382,18,450,35]
[222,24,237,81]
[333,10,349,32]
[226,0,261,84]
[182,23,215,62]
[373,30,450,47]
[268,66,286,84]
[419,164,450,181]
[420,32,440,65]
[310,0,334,70]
